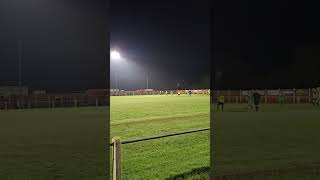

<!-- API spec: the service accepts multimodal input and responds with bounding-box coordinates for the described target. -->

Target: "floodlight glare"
[111,51,121,60]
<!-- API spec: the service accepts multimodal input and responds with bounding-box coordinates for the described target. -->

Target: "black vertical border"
[210,1,215,179]
[105,0,110,179]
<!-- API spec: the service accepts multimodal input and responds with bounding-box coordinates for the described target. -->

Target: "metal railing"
[110,127,209,146]
[110,127,210,180]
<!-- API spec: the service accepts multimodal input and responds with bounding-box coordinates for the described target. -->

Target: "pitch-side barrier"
[109,127,210,180]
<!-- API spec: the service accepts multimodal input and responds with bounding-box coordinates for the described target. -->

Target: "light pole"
[146,74,149,89]
[110,50,121,90]
[18,40,23,108]
[115,72,118,90]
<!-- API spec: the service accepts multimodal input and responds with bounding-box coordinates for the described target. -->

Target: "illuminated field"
[2,96,316,179]
[110,95,210,179]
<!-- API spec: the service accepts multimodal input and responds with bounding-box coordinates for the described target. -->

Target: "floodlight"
[111,51,121,60]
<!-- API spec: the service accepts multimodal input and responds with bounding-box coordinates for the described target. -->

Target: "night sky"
[212,1,320,89]
[0,0,108,92]
[111,0,210,90]
[4,1,318,92]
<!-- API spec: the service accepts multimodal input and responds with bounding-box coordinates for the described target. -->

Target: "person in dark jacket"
[252,90,261,112]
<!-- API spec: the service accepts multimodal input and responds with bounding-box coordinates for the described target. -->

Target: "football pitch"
[0,107,107,180]
[213,103,320,180]
[2,96,320,180]
[110,95,210,180]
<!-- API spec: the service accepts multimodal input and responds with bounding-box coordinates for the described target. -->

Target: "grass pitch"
[110,95,210,180]
[213,103,320,180]
[3,96,318,179]
[0,107,107,180]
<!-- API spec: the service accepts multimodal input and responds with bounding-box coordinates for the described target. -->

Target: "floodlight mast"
[110,50,121,90]
[18,40,23,108]
[147,75,149,89]
[115,72,118,90]
[18,40,22,88]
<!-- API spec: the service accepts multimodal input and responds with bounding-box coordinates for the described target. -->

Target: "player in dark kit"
[252,91,261,112]
[217,94,225,111]
[278,91,285,107]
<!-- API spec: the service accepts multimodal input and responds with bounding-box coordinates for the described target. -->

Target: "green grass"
[110,95,210,180]
[213,103,320,180]
[0,107,107,180]
[3,96,318,179]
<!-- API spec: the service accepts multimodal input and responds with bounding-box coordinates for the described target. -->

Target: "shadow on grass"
[212,164,320,180]
[165,166,210,180]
